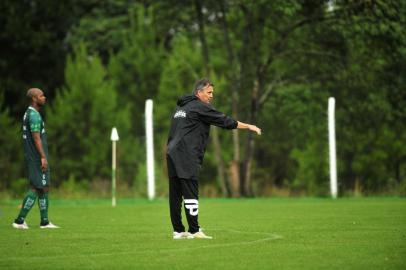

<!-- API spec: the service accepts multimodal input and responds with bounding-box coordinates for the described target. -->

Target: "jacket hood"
[177,95,198,106]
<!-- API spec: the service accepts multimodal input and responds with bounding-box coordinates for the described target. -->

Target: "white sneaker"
[12,221,29,229]
[40,222,60,229]
[187,229,212,239]
[173,231,190,239]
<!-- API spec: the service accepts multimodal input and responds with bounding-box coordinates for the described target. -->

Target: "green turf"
[0,198,405,269]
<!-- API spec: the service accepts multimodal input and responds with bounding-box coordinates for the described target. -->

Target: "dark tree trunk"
[219,0,240,197]
[194,0,230,196]
[240,80,259,196]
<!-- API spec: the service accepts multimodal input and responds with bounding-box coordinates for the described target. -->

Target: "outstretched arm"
[237,121,261,135]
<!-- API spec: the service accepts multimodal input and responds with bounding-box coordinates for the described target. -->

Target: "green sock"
[38,191,49,225]
[15,190,37,223]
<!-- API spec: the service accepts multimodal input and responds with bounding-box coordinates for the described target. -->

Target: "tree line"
[1,0,405,197]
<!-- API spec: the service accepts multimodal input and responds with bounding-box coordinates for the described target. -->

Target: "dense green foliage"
[0,0,405,197]
[0,198,405,269]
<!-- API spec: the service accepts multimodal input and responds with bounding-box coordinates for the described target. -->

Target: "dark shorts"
[26,160,50,189]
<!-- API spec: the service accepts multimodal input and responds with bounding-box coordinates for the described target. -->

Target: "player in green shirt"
[12,88,59,229]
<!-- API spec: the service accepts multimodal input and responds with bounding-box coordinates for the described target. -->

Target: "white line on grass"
[176,229,283,251]
[3,229,282,261]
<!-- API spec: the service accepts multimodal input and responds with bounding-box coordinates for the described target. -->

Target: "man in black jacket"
[167,78,261,239]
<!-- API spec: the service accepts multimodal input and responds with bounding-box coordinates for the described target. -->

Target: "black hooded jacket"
[166,95,238,180]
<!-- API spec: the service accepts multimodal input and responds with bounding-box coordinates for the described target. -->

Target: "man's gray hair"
[192,78,213,95]
[26,88,40,100]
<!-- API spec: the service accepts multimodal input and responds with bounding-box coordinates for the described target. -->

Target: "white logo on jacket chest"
[174,110,186,118]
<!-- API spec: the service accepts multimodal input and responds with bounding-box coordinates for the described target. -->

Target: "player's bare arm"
[32,132,48,172]
[237,121,262,135]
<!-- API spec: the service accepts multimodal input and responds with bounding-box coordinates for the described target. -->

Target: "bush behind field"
[2,177,405,200]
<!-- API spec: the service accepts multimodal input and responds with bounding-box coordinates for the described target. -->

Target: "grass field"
[0,198,405,269]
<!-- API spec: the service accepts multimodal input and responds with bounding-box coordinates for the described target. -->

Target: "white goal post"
[145,99,155,200]
[328,97,338,199]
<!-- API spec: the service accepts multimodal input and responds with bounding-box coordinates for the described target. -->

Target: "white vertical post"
[328,97,338,199]
[145,99,155,200]
[111,127,119,207]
